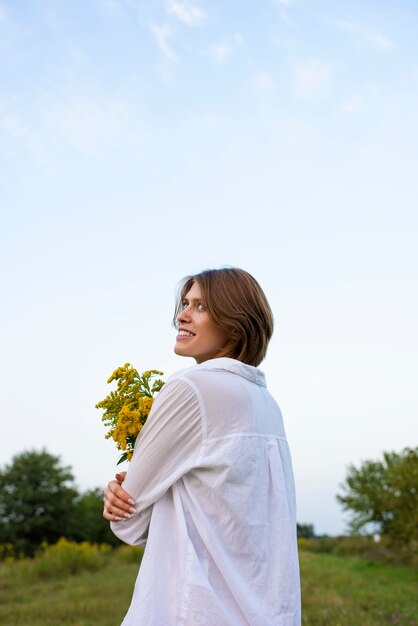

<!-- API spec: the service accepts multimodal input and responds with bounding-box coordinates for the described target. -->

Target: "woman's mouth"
[177,330,195,338]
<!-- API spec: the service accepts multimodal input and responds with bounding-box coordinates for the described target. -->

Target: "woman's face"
[174,281,231,364]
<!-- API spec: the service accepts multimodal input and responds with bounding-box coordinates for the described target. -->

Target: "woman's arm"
[108,376,203,545]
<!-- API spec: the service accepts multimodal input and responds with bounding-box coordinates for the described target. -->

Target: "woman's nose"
[177,306,191,324]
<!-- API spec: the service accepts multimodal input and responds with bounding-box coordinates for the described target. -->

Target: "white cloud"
[100,0,125,12]
[234,32,245,48]
[0,85,142,174]
[329,18,394,52]
[293,59,330,101]
[254,73,274,91]
[23,132,57,174]
[205,42,231,64]
[275,0,295,23]
[99,0,138,11]
[365,31,394,51]
[149,22,178,62]
[41,93,135,159]
[270,116,315,149]
[166,0,205,27]
[0,106,57,173]
[202,33,244,65]
[340,96,365,115]
[1,111,28,138]
[0,5,8,22]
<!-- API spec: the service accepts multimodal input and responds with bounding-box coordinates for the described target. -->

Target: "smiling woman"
[174,268,274,366]
[174,282,233,364]
[103,267,301,626]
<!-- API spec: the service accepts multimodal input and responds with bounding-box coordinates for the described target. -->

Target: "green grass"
[0,559,137,626]
[0,549,417,625]
[299,551,418,626]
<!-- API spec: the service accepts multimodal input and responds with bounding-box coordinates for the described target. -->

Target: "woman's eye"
[181,301,205,311]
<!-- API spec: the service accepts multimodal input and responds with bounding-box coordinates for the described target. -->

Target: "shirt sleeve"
[110,376,203,546]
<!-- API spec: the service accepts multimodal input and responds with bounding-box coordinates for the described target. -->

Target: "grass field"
[0,548,417,625]
[299,551,418,626]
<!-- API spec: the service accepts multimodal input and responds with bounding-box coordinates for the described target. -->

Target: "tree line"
[0,450,119,557]
[0,446,417,558]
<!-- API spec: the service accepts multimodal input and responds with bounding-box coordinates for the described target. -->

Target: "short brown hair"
[173,268,274,367]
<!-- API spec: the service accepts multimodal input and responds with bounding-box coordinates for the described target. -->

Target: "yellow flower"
[97,364,164,465]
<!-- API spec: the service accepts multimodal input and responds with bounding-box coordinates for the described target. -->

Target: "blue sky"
[1,0,417,535]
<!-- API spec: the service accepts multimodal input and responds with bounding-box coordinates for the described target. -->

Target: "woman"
[103,268,301,626]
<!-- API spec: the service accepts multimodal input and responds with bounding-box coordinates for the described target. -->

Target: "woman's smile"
[177,328,196,338]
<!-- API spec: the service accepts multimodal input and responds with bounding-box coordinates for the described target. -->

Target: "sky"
[1,0,417,536]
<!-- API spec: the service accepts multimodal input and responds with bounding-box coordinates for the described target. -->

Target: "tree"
[337,447,418,549]
[69,488,121,546]
[297,523,315,539]
[0,450,78,556]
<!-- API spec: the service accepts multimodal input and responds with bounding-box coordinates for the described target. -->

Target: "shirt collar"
[195,357,267,387]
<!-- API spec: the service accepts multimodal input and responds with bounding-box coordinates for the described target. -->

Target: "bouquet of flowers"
[96,363,164,464]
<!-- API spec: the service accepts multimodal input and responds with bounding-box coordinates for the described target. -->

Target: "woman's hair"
[173,267,274,367]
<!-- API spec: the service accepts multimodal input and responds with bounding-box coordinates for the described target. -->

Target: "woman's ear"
[231,329,240,340]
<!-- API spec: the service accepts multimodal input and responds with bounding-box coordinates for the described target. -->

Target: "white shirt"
[111,357,301,626]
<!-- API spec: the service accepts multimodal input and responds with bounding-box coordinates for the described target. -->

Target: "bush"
[0,543,21,562]
[298,535,417,566]
[299,535,379,555]
[33,538,112,579]
[0,538,113,585]
[0,539,147,589]
[111,544,144,564]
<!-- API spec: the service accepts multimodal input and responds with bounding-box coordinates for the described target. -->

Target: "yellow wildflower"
[96,364,164,465]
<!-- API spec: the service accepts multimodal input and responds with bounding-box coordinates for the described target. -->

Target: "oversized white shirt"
[111,357,301,626]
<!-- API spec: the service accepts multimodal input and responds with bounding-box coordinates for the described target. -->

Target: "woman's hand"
[103,471,136,521]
